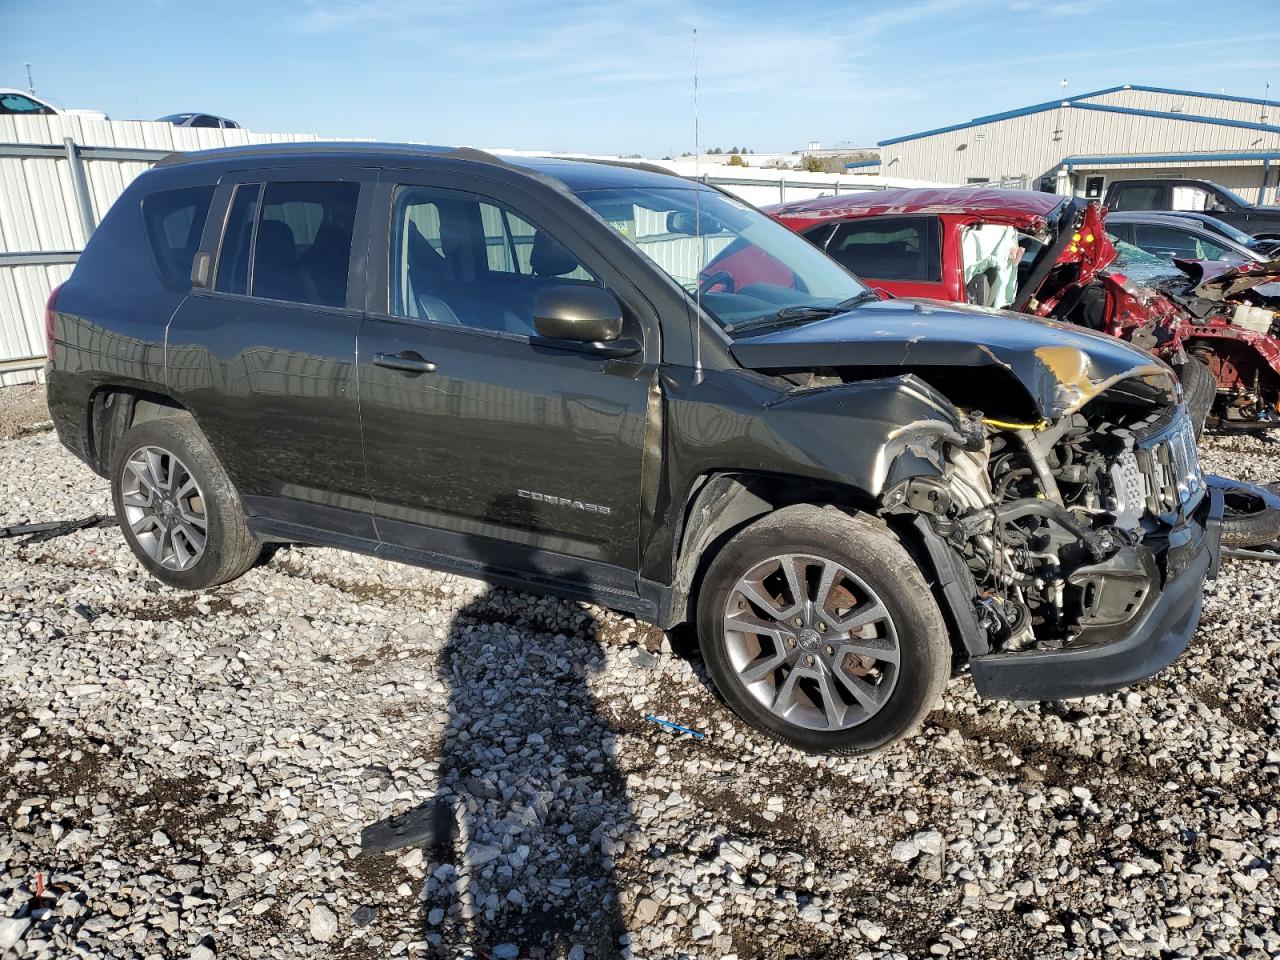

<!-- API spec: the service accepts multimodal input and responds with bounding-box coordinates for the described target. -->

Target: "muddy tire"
[696,505,950,755]
[1178,357,1216,439]
[110,415,260,590]
[1220,480,1280,548]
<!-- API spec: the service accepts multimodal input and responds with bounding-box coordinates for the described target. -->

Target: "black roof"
[155,141,685,191]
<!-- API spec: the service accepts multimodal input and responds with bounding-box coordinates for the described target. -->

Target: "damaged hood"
[730,298,1174,420]
[1175,256,1280,304]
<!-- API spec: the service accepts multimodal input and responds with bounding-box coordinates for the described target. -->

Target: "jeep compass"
[46,144,1222,754]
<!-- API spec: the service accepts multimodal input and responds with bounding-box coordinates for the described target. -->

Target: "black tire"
[696,505,950,755]
[1220,480,1280,548]
[1177,357,1216,440]
[110,415,260,589]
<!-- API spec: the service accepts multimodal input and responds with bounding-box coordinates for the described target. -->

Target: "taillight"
[45,283,63,364]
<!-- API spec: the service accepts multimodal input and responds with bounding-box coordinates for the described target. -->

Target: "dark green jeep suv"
[45,144,1221,753]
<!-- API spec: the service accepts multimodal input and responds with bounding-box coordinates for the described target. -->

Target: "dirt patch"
[0,705,112,821]
[931,709,1173,793]
[119,772,230,847]
[274,555,452,608]
[0,384,50,440]
[127,593,236,621]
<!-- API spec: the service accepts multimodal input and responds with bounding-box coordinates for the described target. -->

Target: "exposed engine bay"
[729,294,1210,662]
[885,379,1203,656]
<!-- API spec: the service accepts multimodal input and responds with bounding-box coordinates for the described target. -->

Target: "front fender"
[640,368,969,592]
[759,374,967,493]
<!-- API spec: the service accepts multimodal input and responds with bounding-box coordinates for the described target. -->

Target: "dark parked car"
[158,113,240,129]
[1104,179,1280,240]
[45,144,1221,754]
[1162,212,1280,259]
[1107,212,1268,266]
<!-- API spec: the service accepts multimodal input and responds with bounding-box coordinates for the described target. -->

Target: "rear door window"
[1110,185,1163,211]
[214,183,262,295]
[825,216,941,282]
[253,181,360,307]
[142,185,215,289]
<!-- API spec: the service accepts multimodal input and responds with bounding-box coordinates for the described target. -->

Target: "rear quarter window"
[142,185,215,289]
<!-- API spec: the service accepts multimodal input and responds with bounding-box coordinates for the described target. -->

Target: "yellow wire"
[981,417,1049,431]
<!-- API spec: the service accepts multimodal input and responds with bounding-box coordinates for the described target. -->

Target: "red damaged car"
[765,188,1218,428]
[1108,247,1280,429]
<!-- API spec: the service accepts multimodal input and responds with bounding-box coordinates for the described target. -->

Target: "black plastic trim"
[969,536,1213,701]
[246,515,659,624]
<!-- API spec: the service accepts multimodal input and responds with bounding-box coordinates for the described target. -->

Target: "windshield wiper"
[725,290,880,335]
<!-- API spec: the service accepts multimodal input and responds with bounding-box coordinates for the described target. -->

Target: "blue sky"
[5,0,1278,156]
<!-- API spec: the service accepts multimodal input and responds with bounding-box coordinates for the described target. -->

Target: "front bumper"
[970,483,1223,701]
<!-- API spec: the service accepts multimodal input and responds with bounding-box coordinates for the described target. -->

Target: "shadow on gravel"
[362,496,631,957]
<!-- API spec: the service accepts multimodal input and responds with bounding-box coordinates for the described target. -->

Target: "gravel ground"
[1,420,1279,960]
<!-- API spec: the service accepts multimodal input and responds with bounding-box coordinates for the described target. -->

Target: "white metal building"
[859,85,1280,203]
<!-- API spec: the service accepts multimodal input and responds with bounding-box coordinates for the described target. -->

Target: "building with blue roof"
[851,85,1280,204]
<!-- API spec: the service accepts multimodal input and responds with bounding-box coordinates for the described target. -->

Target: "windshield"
[1108,237,1184,284]
[1197,215,1256,245]
[571,185,869,332]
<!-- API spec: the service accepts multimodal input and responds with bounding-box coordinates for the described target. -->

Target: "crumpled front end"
[884,373,1220,700]
[1159,258,1280,426]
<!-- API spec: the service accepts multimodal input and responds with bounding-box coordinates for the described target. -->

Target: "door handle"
[374,351,437,374]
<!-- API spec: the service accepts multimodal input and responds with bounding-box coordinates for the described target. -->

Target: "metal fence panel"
[0,116,322,384]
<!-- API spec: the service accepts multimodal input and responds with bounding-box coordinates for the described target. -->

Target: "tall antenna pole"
[692,27,704,384]
[25,62,35,95]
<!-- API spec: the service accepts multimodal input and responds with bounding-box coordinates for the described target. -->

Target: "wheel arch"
[663,470,880,629]
[86,385,191,476]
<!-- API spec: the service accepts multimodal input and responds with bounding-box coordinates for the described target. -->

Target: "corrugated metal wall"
[1080,88,1275,125]
[0,115,322,385]
[881,89,1280,192]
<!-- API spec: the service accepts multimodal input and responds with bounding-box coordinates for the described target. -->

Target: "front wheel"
[110,415,260,590]
[696,505,950,755]
[1176,356,1216,439]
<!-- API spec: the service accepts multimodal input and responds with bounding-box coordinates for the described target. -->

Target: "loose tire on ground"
[110,415,260,590]
[1219,480,1280,549]
[1177,357,1216,439]
[696,505,950,755]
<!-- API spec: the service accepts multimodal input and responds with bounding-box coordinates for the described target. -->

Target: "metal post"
[63,137,97,240]
[779,179,786,202]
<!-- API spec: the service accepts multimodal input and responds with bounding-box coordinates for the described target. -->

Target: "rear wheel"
[1177,357,1216,439]
[696,505,949,755]
[110,415,260,589]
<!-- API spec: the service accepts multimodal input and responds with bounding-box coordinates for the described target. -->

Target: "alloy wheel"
[722,554,901,731]
[120,445,208,571]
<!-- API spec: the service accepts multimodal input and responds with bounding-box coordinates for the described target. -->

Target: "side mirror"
[533,285,640,359]
[667,210,726,236]
[191,251,211,288]
[534,285,623,342]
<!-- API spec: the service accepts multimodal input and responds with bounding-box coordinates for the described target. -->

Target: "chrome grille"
[1139,415,1204,516]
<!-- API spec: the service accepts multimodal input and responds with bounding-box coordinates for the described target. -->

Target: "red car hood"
[1174,257,1280,304]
